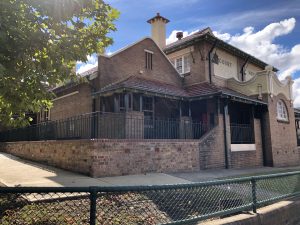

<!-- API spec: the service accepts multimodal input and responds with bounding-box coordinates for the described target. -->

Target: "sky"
[77,0,300,105]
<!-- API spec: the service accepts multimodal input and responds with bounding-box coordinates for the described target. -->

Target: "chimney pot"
[176,32,183,40]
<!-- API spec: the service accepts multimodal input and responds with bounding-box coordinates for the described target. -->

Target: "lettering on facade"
[247,70,256,76]
[212,53,232,67]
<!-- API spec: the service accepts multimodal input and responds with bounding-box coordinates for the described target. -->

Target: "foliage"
[0,0,119,127]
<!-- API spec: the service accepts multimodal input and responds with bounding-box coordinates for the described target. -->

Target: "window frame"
[276,99,289,122]
[171,54,191,75]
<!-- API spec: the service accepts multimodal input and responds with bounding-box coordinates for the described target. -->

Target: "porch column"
[179,101,182,117]
[125,94,129,112]
[114,95,118,112]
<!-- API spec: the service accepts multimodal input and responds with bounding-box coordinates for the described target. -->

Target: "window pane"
[277,100,288,121]
[184,55,191,73]
[145,52,153,70]
[176,58,183,74]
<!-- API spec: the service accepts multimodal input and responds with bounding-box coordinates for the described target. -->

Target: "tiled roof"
[164,27,212,51]
[96,75,266,104]
[164,27,278,72]
[79,66,98,77]
[185,82,221,97]
[98,76,188,98]
[51,66,98,93]
[186,82,266,104]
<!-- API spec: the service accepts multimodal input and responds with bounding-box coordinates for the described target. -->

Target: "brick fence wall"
[90,140,200,177]
[0,139,201,177]
[0,115,277,177]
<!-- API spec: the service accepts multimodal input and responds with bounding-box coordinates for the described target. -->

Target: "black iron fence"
[230,123,254,144]
[296,129,300,146]
[0,112,208,142]
[0,171,299,225]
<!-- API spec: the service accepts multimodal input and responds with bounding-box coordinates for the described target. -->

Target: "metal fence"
[230,123,254,144]
[0,171,299,225]
[0,112,208,142]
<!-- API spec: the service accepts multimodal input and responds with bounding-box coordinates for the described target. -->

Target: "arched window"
[277,100,288,121]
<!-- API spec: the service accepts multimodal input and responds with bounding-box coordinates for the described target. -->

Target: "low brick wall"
[90,140,200,177]
[0,140,93,175]
[201,197,300,225]
[0,139,200,177]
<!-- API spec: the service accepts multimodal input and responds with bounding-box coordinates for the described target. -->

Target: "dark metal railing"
[296,129,300,146]
[0,112,209,142]
[230,123,254,144]
[0,171,299,224]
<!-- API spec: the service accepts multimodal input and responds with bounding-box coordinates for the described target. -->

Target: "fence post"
[251,177,257,213]
[89,186,97,225]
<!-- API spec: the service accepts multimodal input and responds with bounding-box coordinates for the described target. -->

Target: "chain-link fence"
[0,171,299,225]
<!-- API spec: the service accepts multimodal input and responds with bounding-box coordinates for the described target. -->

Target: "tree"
[0,0,119,127]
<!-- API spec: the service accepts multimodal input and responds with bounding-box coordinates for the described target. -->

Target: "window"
[142,96,154,127]
[172,55,191,74]
[145,50,153,70]
[277,100,288,121]
[39,108,50,123]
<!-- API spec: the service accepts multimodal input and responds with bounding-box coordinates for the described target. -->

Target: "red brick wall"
[0,140,93,175]
[199,114,226,169]
[0,139,200,177]
[51,83,92,121]
[91,140,200,177]
[230,119,264,168]
[97,38,182,90]
[263,93,300,167]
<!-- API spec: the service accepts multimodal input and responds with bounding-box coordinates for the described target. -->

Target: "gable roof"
[164,27,278,72]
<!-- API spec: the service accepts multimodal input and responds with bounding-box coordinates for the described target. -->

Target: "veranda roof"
[94,75,267,105]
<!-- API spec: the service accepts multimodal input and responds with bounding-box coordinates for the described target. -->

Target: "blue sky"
[105,0,300,52]
[77,0,300,105]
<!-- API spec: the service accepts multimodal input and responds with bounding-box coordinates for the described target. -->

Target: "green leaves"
[0,0,119,128]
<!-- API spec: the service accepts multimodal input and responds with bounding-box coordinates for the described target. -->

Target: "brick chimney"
[147,13,169,49]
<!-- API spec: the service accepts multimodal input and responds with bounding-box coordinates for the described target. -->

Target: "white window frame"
[277,100,288,122]
[172,55,191,75]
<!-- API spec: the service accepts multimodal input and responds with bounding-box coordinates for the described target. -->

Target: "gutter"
[208,40,218,84]
[240,56,250,81]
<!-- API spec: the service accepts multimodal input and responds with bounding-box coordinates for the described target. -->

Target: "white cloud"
[213,18,298,79]
[105,49,114,56]
[293,78,300,107]
[76,54,98,74]
[166,30,199,45]
[187,5,300,31]
[167,17,300,106]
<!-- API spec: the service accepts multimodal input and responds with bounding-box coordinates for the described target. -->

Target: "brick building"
[2,13,299,176]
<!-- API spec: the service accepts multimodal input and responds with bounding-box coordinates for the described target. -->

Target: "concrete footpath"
[0,153,299,187]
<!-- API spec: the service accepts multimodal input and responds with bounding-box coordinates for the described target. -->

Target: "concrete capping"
[231,144,256,152]
[200,197,300,225]
[52,91,79,101]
